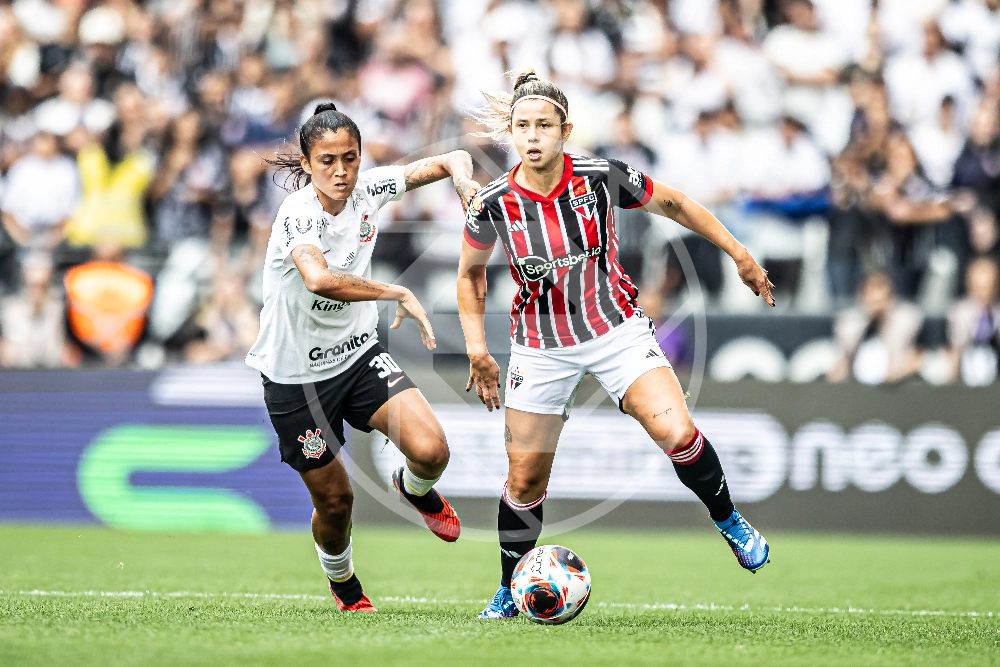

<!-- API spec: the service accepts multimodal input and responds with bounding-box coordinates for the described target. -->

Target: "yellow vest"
[65,144,155,248]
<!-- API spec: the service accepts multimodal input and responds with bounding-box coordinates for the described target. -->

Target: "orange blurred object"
[64,262,154,355]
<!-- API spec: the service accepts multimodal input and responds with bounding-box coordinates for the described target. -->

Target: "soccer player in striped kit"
[458,70,776,619]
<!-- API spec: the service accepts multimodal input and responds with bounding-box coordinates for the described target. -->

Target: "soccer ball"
[510,545,591,625]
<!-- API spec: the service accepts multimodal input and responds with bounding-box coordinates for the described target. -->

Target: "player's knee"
[410,437,450,474]
[314,488,354,522]
[657,418,697,452]
[506,472,547,504]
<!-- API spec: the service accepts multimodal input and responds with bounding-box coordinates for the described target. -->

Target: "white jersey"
[246,166,405,384]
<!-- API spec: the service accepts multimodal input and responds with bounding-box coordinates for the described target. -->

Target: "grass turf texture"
[0,526,998,666]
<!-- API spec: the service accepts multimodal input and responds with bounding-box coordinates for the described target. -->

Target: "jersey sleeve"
[606,157,654,209]
[359,165,406,209]
[463,195,498,249]
[277,205,324,261]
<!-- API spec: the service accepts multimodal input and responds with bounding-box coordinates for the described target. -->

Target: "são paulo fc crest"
[509,366,524,390]
[359,214,376,243]
[298,429,327,459]
[569,182,597,219]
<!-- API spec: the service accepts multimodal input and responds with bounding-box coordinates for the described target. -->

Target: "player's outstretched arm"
[457,238,502,411]
[642,180,776,307]
[292,243,436,349]
[403,150,480,213]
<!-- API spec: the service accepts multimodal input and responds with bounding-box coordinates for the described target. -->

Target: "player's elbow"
[300,271,326,295]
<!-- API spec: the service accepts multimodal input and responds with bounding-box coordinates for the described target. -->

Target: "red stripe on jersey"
[540,199,577,346]
[463,228,494,250]
[503,192,541,347]
[570,175,611,337]
[605,205,636,318]
[625,172,655,209]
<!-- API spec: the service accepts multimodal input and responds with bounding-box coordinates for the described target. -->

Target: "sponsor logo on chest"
[367,180,396,198]
[516,246,601,282]
[310,299,348,313]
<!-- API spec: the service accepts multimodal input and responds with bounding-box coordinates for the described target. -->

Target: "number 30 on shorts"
[369,352,402,378]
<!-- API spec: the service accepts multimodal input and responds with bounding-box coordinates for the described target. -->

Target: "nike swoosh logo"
[387,376,404,388]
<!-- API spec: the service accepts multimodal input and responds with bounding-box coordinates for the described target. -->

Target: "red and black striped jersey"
[464,153,654,349]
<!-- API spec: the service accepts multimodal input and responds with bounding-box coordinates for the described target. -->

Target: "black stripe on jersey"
[500,199,533,346]
[518,193,557,347]
[553,190,591,341]
[594,181,626,324]
[477,178,509,202]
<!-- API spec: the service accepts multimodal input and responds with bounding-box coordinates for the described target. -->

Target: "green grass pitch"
[1,525,998,666]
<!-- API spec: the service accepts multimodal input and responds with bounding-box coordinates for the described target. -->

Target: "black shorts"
[262,342,416,473]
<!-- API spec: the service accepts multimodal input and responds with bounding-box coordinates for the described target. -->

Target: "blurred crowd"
[0,0,998,385]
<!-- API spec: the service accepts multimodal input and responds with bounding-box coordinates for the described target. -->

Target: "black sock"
[498,497,544,587]
[399,483,444,514]
[329,574,364,605]
[395,468,444,514]
[670,431,735,523]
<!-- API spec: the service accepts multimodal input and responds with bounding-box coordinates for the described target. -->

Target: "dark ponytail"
[267,102,363,191]
[511,68,569,124]
[467,68,570,141]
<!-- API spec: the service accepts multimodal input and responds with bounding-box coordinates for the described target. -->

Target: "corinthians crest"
[298,429,327,459]
[359,214,376,243]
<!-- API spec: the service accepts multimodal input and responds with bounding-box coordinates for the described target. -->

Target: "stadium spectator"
[64,84,155,249]
[740,115,831,300]
[910,96,964,188]
[0,254,78,369]
[870,130,954,297]
[0,130,79,250]
[883,22,975,130]
[828,271,925,384]
[946,256,1000,385]
[146,110,229,344]
[183,272,260,364]
[715,0,782,127]
[952,100,1000,217]
[763,0,852,153]
[939,0,1000,82]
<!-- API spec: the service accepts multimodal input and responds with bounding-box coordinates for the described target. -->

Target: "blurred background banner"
[2,366,998,534]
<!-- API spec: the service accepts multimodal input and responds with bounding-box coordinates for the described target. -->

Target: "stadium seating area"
[0,0,999,385]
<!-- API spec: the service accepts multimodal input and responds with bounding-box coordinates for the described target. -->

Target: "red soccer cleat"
[329,580,378,612]
[392,468,462,542]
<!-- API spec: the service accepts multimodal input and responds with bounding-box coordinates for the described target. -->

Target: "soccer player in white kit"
[246,103,480,612]
[458,71,776,619]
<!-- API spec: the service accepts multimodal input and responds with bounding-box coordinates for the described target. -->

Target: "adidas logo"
[509,221,527,233]
[646,349,661,358]
[501,549,522,558]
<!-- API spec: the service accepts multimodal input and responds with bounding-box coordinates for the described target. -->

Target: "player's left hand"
[454,177,482,214]
[735,250,775,307]
[391,289,436,350]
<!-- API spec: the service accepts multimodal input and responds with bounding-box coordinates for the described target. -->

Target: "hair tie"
[511,95,568,119]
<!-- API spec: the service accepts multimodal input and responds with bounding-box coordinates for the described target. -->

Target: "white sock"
[315,539,353,582]
[403,466,440,497]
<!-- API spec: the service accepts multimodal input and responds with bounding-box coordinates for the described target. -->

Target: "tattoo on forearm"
[504,425,512,443]
[404,157,446,190]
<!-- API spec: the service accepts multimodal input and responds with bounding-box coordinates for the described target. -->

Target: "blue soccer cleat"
[478,585,519,619]
[715,509,770,573]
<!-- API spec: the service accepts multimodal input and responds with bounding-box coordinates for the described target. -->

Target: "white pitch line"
[0,590,995,618]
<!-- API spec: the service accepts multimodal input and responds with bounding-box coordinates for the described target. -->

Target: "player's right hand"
[391,290,436,350]
[466,352,502,411]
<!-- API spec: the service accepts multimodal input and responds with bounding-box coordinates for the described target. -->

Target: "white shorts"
[504,315,672,416]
